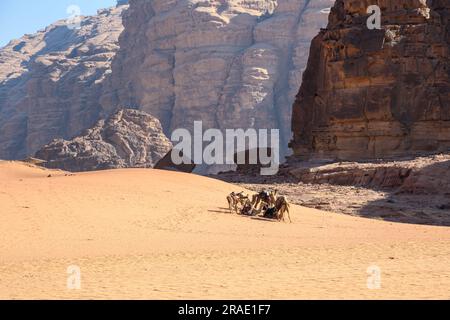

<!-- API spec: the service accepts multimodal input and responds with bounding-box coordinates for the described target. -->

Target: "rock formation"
[0,4,128,160]
[100,0,334,158]
[291,0,450,160]
[35,109,172,172]
[220,153,450,225]
[0,0,334,162]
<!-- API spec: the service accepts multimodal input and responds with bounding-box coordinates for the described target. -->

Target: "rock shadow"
[358,160,450,226]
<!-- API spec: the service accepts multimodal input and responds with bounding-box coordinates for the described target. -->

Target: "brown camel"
[274,196,291,223]
[227,191,250,214]
[252,189,278,211]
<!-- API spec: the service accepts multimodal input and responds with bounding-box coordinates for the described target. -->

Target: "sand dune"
[0,161,449,299]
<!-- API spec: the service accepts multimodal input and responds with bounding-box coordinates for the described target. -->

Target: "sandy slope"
[0,161,449,299]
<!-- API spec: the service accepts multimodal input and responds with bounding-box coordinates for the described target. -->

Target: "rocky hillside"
[35,109,172,172]
[0,4,128,160]
[291,0,450,160]
[220,153,450,225]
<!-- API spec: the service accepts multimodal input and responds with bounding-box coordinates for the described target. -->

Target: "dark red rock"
[291,0,450,160]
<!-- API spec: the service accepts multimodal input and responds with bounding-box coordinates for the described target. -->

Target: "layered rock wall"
[291,0,450,160]
[100,0,334,158]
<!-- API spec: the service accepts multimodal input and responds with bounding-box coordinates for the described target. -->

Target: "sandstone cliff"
[35,109,172,172]
[0,4,128,160]
[291,0,450,160]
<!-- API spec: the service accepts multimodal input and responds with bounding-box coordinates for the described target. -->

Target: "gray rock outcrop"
[35,109,172,171]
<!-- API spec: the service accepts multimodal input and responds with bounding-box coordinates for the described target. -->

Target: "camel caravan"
[226,190,291,223]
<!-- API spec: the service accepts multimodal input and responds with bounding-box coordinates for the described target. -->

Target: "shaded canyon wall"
[291,0,450,160]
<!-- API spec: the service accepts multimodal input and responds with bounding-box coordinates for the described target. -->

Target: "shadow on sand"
[216,158,450,227]
[208,208,279,223]
[358,160,450,226]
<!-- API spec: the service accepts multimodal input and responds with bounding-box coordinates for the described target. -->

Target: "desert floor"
[0,161,449,299]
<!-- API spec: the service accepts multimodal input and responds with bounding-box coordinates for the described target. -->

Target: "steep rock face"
[291,0,450,160]
[0,5,128,159]
[35,109,172,172]
[100,0,334,157]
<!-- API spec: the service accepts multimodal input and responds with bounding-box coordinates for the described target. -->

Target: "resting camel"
[240,199,258,216]
[251,189,277,211]
[227,191,250,214]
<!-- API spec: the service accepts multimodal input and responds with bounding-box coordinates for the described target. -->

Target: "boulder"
[35,109,172,172]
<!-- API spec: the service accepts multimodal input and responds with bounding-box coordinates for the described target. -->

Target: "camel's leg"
[227,197,233,213]
[229,197,237,214]
[275,209,282,221]
[286,207,292,223]
[229,196,238,214]
[254,198,260,210]
[258,201,266,212]
[234,201,240,214]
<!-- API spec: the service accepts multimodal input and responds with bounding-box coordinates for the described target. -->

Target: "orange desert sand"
[0,161,449,299]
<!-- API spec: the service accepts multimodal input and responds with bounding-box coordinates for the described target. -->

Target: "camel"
[227,191,250,214]
[263,206,278,219]
[274,196,291,223]
[251,189,277,211]
[226,192,238,213]
[235,192,251,214]
[227,191,290,222]
[240,199,257,216]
